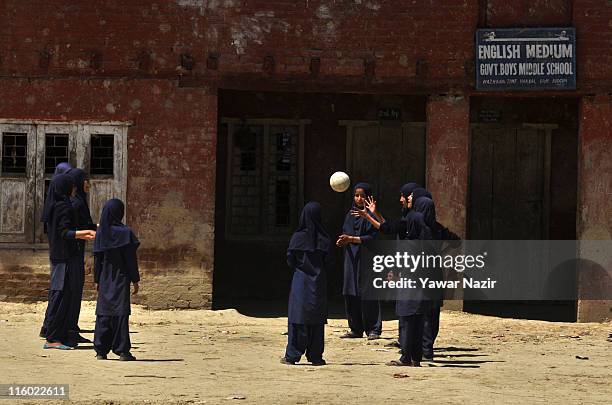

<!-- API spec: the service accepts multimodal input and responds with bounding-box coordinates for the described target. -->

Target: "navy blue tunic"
[93,198,140,317]
[399,211,434,316]
[286,201,331,325]
[43,173,78,344]
[342,183,378,296]
[94,242,139,316]
[287,249,329,325]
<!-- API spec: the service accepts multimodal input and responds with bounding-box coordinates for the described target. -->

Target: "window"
[1,133,28,175]
[223,119,307,239]
[90,134,115,175]
[44,134,70,174]
[0,122,128,245]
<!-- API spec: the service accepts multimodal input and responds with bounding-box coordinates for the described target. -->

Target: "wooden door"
[77,124,128,224]
[346,122,426,222]
[469,125,551,240]
[35,124,78,243]
[0,124,37,243]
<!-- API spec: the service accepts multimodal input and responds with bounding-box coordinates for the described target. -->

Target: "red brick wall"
[576,95,612,322]
[0,78,216,308]
[426,96,470,238]
[0,1,610,312]
[1,1,611,89]
[484,0,572,27]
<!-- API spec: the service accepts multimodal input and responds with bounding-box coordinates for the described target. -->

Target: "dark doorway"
[212,91,427,314]
[344,122,426,220]
[465,97,579,321]
[469,125,550,240]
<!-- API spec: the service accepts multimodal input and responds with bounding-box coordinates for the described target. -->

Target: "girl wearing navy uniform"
[43,173,96,350]
[336,183,381,340]
[281,202,331,366]
[93,198,140,361]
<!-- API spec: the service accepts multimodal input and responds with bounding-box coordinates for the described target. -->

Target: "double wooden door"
[344,121,426,220]
[469,125,552,240]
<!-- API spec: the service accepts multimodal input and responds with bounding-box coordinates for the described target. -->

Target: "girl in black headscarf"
[93,198,140,361]
[41,162,73,226]
[281,202,331,366]
[352,183,433,366]
[40,162,76,339]
[65,168,97,344]
[336,182,381,340]
[413,195,461,362]
[43,173,96,350]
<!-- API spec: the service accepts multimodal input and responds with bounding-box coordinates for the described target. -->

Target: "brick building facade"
[0,1,609,321]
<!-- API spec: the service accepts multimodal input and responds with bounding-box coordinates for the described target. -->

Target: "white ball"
[330,171,350,193]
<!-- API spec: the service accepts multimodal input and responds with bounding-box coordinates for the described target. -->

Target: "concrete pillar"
[426,95,470,310]
[576,95,612,322]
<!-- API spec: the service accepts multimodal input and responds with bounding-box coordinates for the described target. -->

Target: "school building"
[0,1,609,322]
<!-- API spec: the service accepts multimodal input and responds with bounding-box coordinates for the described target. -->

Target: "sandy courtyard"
[0,301,610,404]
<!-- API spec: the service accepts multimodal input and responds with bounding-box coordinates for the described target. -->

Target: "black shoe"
[119,352,136,361]
[96,354,107,360]
[74,334,92,344]
[367,333,381,341]
[280,357,296,365]
[386,360,412,366]
[39,327,47,339]
[310,359,326,366]
[339,331,363,339]
[412,360,421,367]
[384,340,400,348]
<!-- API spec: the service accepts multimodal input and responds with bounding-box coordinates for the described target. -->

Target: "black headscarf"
[344,182,373,235]
[49,174,73,207]
[400,182,421,199]
[400,183,418,218]
[352,182,372,202]
[68,168,94,227]
[93,199,139,253]
[413,197,435,228]
[411,187,432,203]
[47,174,77,262]
[288,201,331,252]
[41,162,73,224]
[403,210,431,240]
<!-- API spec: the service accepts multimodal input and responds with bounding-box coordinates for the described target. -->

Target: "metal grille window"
[230,125,263,235]
[90,134,114,175]
[44,134,69,174]
[223,119,306,239]
[1,133,28,175]
[268,126,298,229]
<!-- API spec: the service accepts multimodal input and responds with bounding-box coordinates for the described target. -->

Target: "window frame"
[0,119,130,250]
[221,118,308,241]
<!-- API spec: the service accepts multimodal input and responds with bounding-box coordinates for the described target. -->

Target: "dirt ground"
[0,301,610,405]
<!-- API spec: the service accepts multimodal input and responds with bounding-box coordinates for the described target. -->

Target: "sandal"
[385,359,412,366]
[43,342,74,350]
[339,332,363,339]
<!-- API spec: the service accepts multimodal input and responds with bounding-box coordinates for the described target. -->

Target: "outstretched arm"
[365,196,385,223]
[350,205,383,230]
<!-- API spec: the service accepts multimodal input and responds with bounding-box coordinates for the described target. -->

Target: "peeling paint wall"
[426,96,470,238]
[576,96,612,322]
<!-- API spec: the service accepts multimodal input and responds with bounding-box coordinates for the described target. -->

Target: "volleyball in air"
[329,171,350,192]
